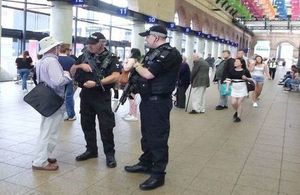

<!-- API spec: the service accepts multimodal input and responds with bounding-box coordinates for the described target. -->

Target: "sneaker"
[64,116,76,121]
[215,105,224,110]
[189,110,200,114]
[22,89,28,93]
[123,115,138,121]
[233,112,238,119]
[253,102,258,108]
[233,117,241,122]
[68,116,77,121]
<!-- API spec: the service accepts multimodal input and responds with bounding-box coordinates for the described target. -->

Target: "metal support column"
[22,0,28,52]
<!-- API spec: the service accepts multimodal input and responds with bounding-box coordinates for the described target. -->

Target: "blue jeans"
[18,69,30,90]
[65,81,75,118]
[284,78,299,89]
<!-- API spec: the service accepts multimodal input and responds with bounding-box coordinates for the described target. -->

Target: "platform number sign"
[147,16,157,23]
[117,8,128,16]
[169,23,176,29]
[185,27,191,33]
[72,0,85,5]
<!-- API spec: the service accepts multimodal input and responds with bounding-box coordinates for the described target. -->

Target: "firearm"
[80,49,105,91]
[114,71,136,112]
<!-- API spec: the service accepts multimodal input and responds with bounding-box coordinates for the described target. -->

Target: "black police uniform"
[137,43,182,177]
[75,48,120,157]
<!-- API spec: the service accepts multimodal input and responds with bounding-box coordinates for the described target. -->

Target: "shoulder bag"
[23,65,64,117]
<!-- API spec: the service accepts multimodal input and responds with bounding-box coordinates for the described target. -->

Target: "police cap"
[139,25,167,38]
[86,32,106,44]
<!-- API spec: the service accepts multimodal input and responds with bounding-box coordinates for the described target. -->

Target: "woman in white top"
[122,48,141,121]
[248,55,271,107]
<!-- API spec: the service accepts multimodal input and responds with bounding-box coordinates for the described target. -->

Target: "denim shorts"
[252,75,264,84]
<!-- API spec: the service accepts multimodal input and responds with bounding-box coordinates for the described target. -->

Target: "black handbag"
[23,82,64,117]
[246,79,255,92]
[23,65,64,117]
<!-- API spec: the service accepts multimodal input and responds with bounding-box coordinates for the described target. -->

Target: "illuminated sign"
[117,8,128,16]
[169,23,176,29]
[72,0,85,5]
[184,27,191,33]
[146,16,157,23]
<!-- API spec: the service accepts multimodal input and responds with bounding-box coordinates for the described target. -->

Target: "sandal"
[32,163,59,171]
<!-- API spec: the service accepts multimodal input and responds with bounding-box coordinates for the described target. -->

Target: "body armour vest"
[74,49,117,91]
[141,44,181,96]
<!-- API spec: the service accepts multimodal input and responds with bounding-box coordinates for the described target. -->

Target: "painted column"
[185,35,194,67]
[171,31,183,53]
[231,46,237,58]
[50,1,73,44]
[131,21,145,55]
[218,44,225,57]
[204,40,213,59]
[196,38,205,56]
[212,41,219,58]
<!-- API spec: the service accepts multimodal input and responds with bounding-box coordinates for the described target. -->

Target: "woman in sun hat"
[32,36,72,171]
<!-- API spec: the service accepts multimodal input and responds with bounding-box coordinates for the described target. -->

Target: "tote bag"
[220,83,232,96]
[23,82,64,117]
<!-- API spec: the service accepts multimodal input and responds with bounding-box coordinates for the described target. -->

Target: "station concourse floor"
[0,66,300,195]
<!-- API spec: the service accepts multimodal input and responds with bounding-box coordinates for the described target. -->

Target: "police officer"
[124,25,182,190]
[70,32,120,168]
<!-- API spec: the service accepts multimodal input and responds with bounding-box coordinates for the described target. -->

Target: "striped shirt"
[36,53,71,97]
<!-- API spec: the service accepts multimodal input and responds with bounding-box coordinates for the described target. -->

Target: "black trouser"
[269,68,276,80]
[139,96,172,178]
[176,85,188,108]
[80,91,115,156]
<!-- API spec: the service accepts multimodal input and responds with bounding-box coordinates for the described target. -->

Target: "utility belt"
[141,94,171,101]
[231,80,245,83]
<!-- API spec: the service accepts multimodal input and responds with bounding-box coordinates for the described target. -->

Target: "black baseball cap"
[139,25,168,38]
[86,32,106,44]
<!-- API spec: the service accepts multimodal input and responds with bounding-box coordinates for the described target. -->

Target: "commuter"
[175,55,190,109]
[15,51,33,92]
[58,43,76,121]
[122,48,142,121]
[283,67,300,91]
[248,55,271,107]
[225,58,251,122]
[214,56,222,68]
[214,50,235,110]
[124,25,182,190]
[268,58,278,80]
[71,32,120,168]
[205,53,215,70]
[32,36,71,171]
[237,49,249,68]
[189,53,210,114]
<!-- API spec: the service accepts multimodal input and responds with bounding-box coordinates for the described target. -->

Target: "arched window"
[174,12,179,25]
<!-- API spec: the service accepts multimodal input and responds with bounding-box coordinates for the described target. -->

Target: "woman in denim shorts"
[248,55,271,107]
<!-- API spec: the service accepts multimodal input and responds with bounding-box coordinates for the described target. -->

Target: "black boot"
[139,176,165,190]
[106,155,117,168]
[75,150,98,161]
[124,163,151,173]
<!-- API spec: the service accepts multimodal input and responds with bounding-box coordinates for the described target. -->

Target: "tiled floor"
[0,66,299,195]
